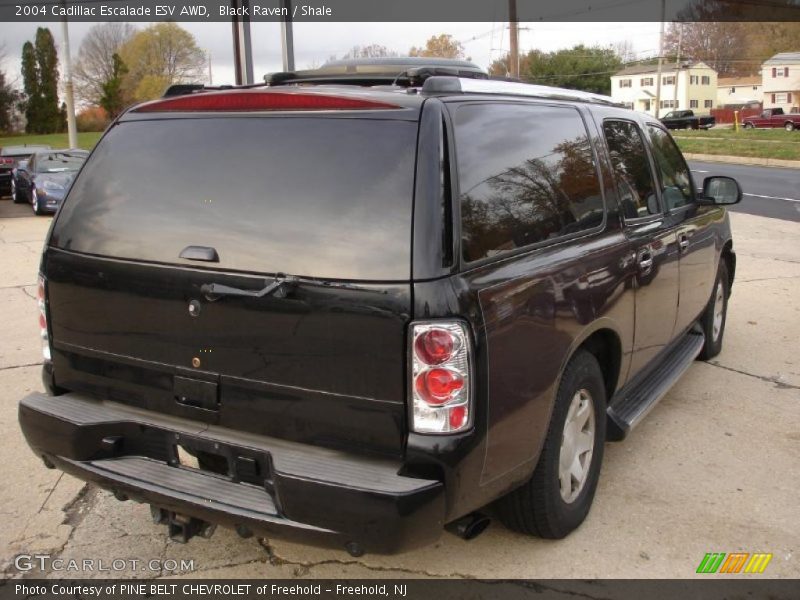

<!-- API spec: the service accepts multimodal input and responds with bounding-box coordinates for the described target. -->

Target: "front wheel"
[495,350,606,539]
[785,122,795,132]
[11,179,21,203]
[31,188,41,215]
[698,261,729,360]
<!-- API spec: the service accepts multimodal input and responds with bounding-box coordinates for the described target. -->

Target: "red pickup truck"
[742,108,800,131]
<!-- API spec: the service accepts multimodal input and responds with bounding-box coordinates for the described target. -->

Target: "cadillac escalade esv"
[19,62,742,555]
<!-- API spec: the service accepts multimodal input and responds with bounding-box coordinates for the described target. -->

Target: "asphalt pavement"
[688,160,800,222]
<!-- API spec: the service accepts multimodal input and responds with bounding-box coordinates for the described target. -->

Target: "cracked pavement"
[0,204,797,580]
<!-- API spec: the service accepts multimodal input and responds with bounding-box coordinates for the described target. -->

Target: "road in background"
[689,160,800,222]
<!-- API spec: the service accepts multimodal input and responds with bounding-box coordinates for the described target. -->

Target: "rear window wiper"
[201,274,297,301]
[200,274,388,301]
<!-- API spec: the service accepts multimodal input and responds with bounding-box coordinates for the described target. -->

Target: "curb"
[683,153,800,169]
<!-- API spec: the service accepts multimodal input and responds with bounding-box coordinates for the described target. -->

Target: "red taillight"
[410,322,472,434]
[415,368,464,405]
[0,158,13,165]
[448,405,468,430]
[133,91,400,113]
[414,328,455,365]
[37,274,51,361]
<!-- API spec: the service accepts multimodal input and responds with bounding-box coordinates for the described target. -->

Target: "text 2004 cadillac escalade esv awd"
[19,62,742,555]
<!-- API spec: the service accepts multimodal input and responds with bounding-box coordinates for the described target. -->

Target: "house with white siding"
[762,52,800,112]
[610,62,717,117]
[716,76,763,108]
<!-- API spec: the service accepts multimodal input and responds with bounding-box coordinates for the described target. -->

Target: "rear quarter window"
[452,102,604,263]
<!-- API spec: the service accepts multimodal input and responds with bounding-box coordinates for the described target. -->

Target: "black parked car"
[0,145,51,197]
[19,63,741,554]
[12,149,89,214]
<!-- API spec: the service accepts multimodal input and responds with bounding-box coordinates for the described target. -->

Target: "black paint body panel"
[21,89,736,550]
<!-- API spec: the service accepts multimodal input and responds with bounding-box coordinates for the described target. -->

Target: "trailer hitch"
[150,506,216,543]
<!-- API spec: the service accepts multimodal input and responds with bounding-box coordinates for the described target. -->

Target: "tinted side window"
[603,120,659,219]
[647,125,695,210]
[454,103,604,263]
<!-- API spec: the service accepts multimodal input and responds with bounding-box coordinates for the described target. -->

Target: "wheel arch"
[558,322,625,405]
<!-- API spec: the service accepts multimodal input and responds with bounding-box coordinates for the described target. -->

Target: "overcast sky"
[0,21,662,90]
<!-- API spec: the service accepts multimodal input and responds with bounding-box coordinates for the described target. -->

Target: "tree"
[612,40,637,64]
[35,28,64,132]
[0,70,15,133]
[98,53,129,119]
[340,44,398,59]
[20,29,64,133]
[0,45,20,133]
[664,22,748,77]
[21,41,42,133]
[409,34,465,59]
[490,45,622,95]
[73,23,136,106]
[119,23,206,102]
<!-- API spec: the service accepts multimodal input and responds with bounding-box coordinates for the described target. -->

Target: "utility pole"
[673,23,682,108]
[231,0,254,85]
[60,2,77,149]
[280,0,295,72]
[654,0,666,118]
[508,0,519,78]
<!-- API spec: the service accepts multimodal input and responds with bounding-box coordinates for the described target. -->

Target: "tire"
[698,261,729,360]
[743,122,754,130]
[31,188,41,215]
[785,122,795,132]
[495,350,606,539]
[11,178,22,203]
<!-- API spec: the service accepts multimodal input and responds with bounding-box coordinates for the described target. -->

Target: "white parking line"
[743,192,800,203]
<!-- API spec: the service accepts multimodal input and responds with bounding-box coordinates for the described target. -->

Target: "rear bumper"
[19,392,445,554]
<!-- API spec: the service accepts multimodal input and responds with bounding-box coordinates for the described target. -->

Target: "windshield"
[51,117,417,281]
[36,152,87,173]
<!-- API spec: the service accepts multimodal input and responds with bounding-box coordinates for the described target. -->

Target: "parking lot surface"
[1,199,798,579]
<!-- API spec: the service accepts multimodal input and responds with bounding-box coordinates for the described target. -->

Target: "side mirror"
[701,176,742,205]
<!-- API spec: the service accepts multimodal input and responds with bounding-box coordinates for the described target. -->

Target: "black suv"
[19,64,741,555]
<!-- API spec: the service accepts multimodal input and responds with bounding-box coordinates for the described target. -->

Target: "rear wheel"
[698,261,729,360]
[495,350,606,539]
[743,122,754,130]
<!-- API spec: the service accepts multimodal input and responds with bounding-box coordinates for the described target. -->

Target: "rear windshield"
[51,117,417,281]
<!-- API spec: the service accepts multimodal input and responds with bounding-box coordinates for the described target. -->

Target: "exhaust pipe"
[446,512,491,541]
